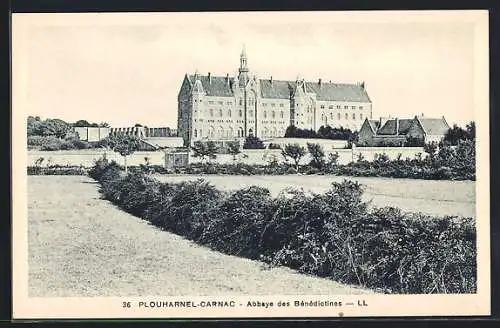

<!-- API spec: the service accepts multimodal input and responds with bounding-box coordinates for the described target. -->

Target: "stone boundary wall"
[28,146,425,168]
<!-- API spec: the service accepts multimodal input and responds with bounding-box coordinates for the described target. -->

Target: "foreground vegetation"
[89,158,476,294]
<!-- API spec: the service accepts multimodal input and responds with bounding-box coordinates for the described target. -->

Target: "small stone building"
[358,115,450,146]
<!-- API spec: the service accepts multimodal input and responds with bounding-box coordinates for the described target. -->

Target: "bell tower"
[238,45,249,86]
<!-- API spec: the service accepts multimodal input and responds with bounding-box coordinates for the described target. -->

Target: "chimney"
[226,73,229,85]
[208,72,212,84]
[395,117,399,135]
[270,76,273,85]
[361,81,365,89]
[318,78,322,87]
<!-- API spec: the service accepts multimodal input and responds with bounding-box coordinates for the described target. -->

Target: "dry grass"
[154,174,476,218]
[28,175,373,297]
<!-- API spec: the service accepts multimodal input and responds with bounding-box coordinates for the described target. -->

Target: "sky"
[13,11,487,128]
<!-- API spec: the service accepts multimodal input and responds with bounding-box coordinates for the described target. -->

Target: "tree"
[466,121,475,140]
[444,124,469,146]
[27,116,43,136]
[227,141,241,161]
[106,135,142,173]
[281,143,306,170]
[40,118,72,139]
[74,120,91,127]
[243,135,265,149]
[306,142,325,169]
[99,122,110,128]
[191,141,218,163]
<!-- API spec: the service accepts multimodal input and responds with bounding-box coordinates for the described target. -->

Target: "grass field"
[154,174,475,218]
[28,175,373,297]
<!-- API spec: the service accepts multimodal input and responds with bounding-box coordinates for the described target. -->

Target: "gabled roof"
[188,75,233,97]
[417,118,450,135]
[259,79,294,99]
[186,74,371,102]
[305,82,371,102]
[377,118,414,135]
[367,120,381,133]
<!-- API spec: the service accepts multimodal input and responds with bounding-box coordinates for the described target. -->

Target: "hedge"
[90,159,476,294]
[27,165,87,175]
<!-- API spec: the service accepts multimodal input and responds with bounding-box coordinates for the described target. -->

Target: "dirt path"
[28,175,373,297]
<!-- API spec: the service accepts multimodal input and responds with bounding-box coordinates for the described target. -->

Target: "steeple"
[239,44,249,74]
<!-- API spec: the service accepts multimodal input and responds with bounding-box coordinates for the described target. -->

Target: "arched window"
[239,109,242,117]
[218,126,224,139]
[239,98,243,106]
[249,110,254,117]
[353,113,356,120]
[194,129,197,138]
[248,128,254,136]
[228,109,232,117]
[238,127,244,137]
[272,111,275,119]
[338,113,341,120]
[272,127,277,137]
[227,127,234,138]
[199,129,203,137]
[208,126,215,138]
[263,127,269,138]
[280,111,284,118]
[219,109,223,117]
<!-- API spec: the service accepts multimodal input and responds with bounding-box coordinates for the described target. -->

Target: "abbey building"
[177,47,372,146]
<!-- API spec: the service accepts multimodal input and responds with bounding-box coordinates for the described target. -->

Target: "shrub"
[89,160,477,294]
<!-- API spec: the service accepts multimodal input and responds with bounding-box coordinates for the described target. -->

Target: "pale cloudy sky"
[13,11,488,128]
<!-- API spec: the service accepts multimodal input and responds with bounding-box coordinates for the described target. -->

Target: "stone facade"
[358,116,450,146]
[178,47,373,146]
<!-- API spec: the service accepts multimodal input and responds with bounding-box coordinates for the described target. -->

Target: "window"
[344,106,348,109]
[320,105,325,109]
[200,129,203,137]
[228,109,232,117]
[272,111,276,119]
[263,103,267,107]
[239,98,243,106]
[352,106,356,109]
[227,101,232,105]
[338,113,341,120]
[208,101,214,105]
[353,113,356,119]
[194,129,197,138]
[218,101,223,105]
[359,106,363,110]
[280,103,284,107]
[360,114,363,120]
[210,108,214,117]
[264,111,267,118]
[345,113,348,119]
[271,103,276,107]
[337,105,341,109]
[329,105,333,109]
[239,109,242,117]
[219,109,223,117]
[280,111,284,118]
[330,113,333,119]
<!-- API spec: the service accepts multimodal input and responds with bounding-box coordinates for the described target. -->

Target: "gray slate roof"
[188,74,371,102]
[367,120,381,132]
[377,118,415,135]
[417,118,450,135]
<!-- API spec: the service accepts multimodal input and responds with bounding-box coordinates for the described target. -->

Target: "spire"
[239,44,249,74]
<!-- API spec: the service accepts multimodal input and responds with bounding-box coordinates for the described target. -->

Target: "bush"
[89,160,476,294]
[27,165,87,175]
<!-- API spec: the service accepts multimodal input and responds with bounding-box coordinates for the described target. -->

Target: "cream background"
[19,11,476,128]
[12,10,490,319]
